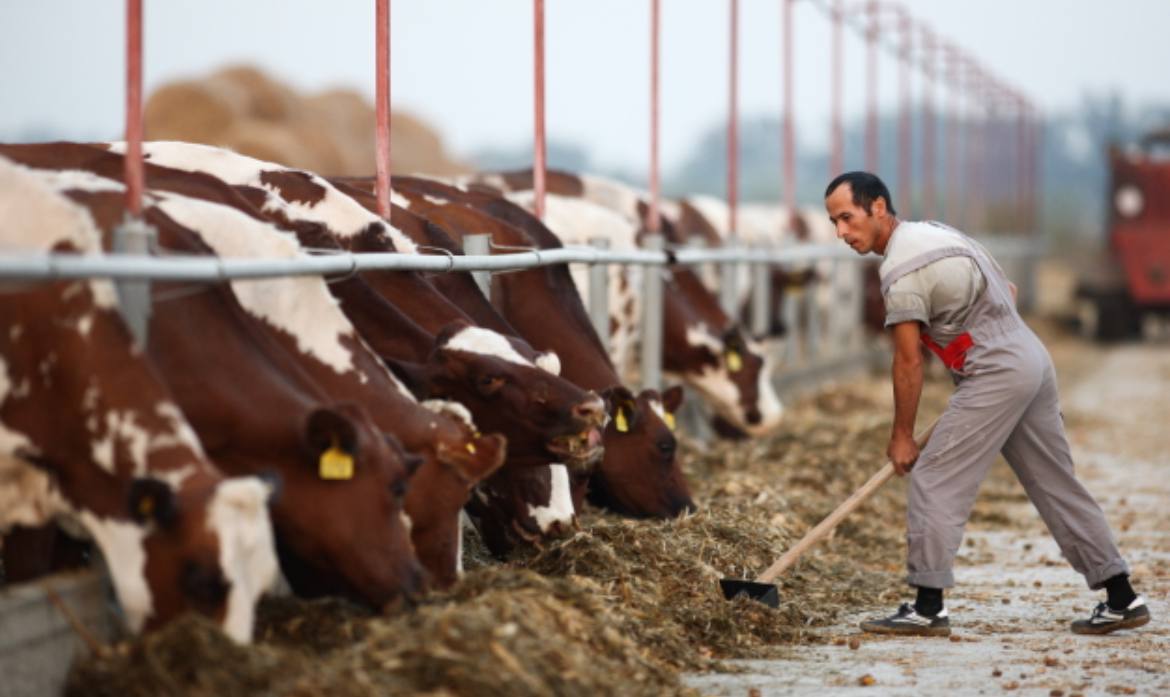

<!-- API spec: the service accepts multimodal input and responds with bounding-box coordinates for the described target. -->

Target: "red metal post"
[1015,93,1028,231]
[830,0,843,177]
[965,62,983,231]
[920,27,936,219]
[782,0,796,211]
[124,0,144,217]
[648,0,661,233]
[533,0,547,220]
[374,0,392,219]
[865,0,879,173]
[728,0,739,238]
[944,44,962,226]
[896,9,911,214]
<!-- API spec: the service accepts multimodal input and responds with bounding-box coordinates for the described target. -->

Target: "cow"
[363,174,696,519]
[98,141,603,556]
[5,156,427,608]
[0,156,279,642]
[464,171,784,438]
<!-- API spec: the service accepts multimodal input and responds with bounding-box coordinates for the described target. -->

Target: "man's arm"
[889,320,924,475]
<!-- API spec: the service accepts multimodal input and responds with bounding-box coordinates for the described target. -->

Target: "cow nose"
[544,517,575,539]
[745,407,762,425]
[572,396,606,425]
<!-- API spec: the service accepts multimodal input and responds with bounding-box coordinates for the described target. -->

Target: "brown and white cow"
[98,142,600,557]
[466,171,784,438]
[0,156,279,641]
[5,156,426,607]
[371,174,697,519]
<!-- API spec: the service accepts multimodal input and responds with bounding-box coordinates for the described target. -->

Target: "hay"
[71,374,989,694]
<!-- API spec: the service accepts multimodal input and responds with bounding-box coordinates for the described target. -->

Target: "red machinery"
[1076,130,1170,340]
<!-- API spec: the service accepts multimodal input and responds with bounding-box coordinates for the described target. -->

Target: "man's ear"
[873,195,888,217]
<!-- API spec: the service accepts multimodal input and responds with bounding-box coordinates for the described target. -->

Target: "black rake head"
[719,578,780,608]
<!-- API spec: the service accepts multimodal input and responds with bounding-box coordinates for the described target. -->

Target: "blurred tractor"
[1075,130,1170,340]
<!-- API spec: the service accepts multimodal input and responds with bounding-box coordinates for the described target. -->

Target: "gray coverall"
[880,222,1129,590]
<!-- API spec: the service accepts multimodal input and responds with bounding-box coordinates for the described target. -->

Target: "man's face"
[825,183,886,255]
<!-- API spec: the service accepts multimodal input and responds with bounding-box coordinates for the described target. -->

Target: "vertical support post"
[781,265,800,365]
[727,0,739,243]
[896,9,911,214]
[805,268,821,363]
[865,0,879,173]
[462,234,492,298]
[117,0,152,346]
[750,253,770,337]
[648,0,661,233]
[533,0,547,220]
[720,260,739,318]
[944,44,962,225]
[588,238,610,346]
[640,235,665,391]
[374,0,392,218]
[829,0,843,177]
[781,0,796,211]
[921,28,936,219]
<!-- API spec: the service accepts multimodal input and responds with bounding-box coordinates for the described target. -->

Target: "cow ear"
[660,385,685,413]
[602,387,639,433]
[305,408,359,481]
[450,433,506,487]
[127,478,178,528]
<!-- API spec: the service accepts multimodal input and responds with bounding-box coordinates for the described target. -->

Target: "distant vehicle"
[1076,130,1170,340]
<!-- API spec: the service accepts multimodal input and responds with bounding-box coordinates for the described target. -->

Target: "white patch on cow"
[77,314,95,336]
[399,511,412,536]
[389,190,414,210]
[534,351,561,376]
[526,464,574,533]
[0,160,119,310]
[472,174,507,192]
[114,141,419,254]
[579,174,647,223]
[685,323,725,356]
[90,409,152,476]
[78,511,153,633]
[151,402,206,459]
[152,192,357,376]
[207,477,279,643]
[456,510,472,576]
[422,399,475,429]
[441,326,534,367]
[648,399,666,422]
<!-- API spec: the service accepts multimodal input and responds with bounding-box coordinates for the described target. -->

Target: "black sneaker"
[1071,596,1151,635]
[859,603,951,637]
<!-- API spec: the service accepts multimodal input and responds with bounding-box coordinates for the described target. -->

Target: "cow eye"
[392,479,408,499]
[476,375,504,396]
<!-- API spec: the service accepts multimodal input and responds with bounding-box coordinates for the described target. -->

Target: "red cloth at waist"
[920,331,974,371]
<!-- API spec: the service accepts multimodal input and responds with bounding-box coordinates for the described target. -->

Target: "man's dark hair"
[824,171,897,216]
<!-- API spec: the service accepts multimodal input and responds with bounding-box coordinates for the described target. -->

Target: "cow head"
[412,322,605,468]
[674,322,783,437]
[404,400,507,588]
[465,462,576,557]
[271,405,425,607]
[585,385,696,518]
[126,474,279,641]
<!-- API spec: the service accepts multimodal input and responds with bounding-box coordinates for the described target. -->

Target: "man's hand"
[887,430,920,476]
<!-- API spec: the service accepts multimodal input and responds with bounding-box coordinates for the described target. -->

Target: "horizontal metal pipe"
[0,244,877,283]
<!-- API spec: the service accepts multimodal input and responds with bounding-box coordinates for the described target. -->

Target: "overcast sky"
[2,1,1168,174]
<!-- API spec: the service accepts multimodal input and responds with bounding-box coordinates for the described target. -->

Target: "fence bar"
[462,234,492,297]
[781,0,796,211]
[750,254,770,337]
[112,216,153,344]
[588,238,610,344]
[640,235,665,391]
[647,0,661,233]
[124,0,144,217]
[533,0,546,220]
[719,258,739,317]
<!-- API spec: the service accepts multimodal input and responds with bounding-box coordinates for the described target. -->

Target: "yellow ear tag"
[138,495,155,518]
[465,442,477,454]
[319,445,354,481]
[663,412,676,431]
[614,408,629,433]
[726,350,743,373]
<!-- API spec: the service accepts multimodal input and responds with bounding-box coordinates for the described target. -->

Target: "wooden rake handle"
[755,417,939,584]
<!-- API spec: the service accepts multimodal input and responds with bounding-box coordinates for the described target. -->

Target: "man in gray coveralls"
[824,171,1150,637]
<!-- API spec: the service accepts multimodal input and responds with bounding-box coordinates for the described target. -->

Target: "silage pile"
[70,376,966,694]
